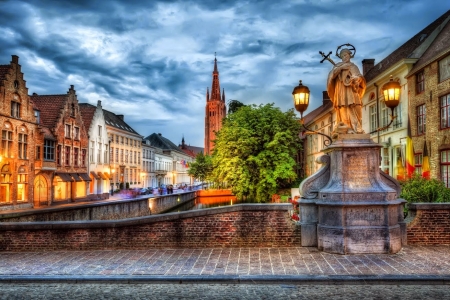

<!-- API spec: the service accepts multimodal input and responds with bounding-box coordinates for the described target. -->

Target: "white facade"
[154,150,173,186]
[361,59,416,179]
[81,101,111,197]
[142,141,156,188]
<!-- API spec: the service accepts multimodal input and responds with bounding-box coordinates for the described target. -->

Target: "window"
[18,133,27,159]
[65,124,71,138]
[97,143,102,163]
[125,150,128,163]
[36,146,41,160]
[440,93,450,129]
[116,149,119,163]
[98,125,102,137]
[439,54,450,82]
[74,127,80,140]
[90,141,94,163]
[44,140,55,161]
[415,153,423,175]
[441,150,450,188]
[110,147,114,163]
[34,110,40,124]
[121,137,124,144]
[120,149,124,162]
[381,148,390,174]
[1,130,13,158]
[393,103,402,129]
[126,138,129,145]
[380,101,389,132]
[81,149,86,167]
[416,71,425,94]
[70,103,75,116]
[104,145,108,164]
[56,145,61,165]
[11,102,20,118]
[74,148,79,167]
[116,135,119,143]
[369,104,377,133]
[417,104,426,135]
[65,146,71,166]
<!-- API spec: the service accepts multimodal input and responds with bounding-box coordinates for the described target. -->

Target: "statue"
[322,44,366,134]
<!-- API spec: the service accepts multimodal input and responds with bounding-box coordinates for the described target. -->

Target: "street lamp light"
[292,80,333,146]
[370,75,401,134]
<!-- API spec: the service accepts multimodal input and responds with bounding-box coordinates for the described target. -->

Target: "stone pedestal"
[299,134,406,254]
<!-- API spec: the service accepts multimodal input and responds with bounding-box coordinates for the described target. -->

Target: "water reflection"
[167,195,261,213]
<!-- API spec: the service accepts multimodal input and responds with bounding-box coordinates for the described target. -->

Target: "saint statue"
[326,44,366,134]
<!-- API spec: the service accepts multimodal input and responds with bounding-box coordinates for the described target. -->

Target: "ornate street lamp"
[370,75,401,134]
[292,80,332,146]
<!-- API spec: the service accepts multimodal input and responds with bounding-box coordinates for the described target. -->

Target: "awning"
[104,172,113,180]
[55,172,74,182]
[78,173,92,181]
[97,172,107,180]
[70,173,83,182]
[90,171,100,180]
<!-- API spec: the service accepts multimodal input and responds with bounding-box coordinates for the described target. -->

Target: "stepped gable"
[102,109,140,134]
[407,15,450,76]
[30,94,67,128]
[78,103,96,132]
[364,10,450,83]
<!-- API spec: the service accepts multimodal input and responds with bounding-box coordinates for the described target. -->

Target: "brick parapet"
[406,203,450,245]
[0,204,300,251]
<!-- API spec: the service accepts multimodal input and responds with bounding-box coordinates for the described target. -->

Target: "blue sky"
[0,0,448,147]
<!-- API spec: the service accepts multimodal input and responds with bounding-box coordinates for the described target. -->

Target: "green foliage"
[400,174,450,204]
[228,100,245,114]
[212,103,302,202]
[188,152,213,184]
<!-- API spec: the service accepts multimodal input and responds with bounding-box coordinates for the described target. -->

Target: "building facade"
[142,140,156,188]
[79,101,111,199]
[32,85,90,204]
[204,56,227,155]
[0,55,37,210]
[406,11,450,186]
[104,110,143,190]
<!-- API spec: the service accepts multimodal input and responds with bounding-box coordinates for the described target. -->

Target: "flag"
[405,117,415,178]
[422,140,430,179]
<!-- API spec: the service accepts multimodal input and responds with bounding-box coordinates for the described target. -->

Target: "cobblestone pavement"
[1,245,449,277]
[1,283,449,299]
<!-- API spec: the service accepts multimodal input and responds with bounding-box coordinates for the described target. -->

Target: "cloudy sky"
[1,0,448,147]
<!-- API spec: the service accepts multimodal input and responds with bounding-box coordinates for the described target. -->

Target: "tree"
[188,152,213,187]
[212,103,302,202]
[228,100,245,114]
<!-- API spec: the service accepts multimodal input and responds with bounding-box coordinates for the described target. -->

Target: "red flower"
[291,213,299,221]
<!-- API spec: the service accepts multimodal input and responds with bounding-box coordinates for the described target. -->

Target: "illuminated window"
[18,133,27,159]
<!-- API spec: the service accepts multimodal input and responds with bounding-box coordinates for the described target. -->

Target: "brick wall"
[0,204,300,251]
[407,203,450,245]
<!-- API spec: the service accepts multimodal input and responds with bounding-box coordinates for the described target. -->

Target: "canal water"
[166,195,260,213]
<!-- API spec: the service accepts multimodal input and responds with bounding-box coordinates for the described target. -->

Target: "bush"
[400,174,450,204]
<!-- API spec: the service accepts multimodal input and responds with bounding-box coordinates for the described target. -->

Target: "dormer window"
[34,110,40,124]
[11,102,20,118]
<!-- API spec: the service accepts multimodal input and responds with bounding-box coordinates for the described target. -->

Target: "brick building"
[406,11,450,185]
[0,55,37,210]
[31,86,90,204]
[204,56,227,155]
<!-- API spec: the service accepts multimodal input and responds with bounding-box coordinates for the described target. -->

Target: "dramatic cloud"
[0,0,448,147]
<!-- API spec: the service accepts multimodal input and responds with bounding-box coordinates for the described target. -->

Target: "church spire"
[210,53,221,101]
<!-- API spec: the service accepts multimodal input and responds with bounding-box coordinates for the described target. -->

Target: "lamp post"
[370,75,402,134]
[292,80,333,146]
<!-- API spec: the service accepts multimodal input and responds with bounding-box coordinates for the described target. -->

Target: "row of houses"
[300,10,450,186]
[0,55,201,211]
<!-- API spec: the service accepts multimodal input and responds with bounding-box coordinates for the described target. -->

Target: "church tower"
[204,55,227,155]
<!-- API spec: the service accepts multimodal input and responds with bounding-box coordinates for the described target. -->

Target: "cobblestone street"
[1,283,449,299]
[1,246,450,277]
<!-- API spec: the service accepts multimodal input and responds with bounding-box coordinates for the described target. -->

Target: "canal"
[166,194,260,213]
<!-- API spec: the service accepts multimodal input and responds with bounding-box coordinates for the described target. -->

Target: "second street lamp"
[292,80,333,146]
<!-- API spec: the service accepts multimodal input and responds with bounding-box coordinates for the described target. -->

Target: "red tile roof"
[364,10,450,83]
[31,94,67,128]
[78,103,97,133]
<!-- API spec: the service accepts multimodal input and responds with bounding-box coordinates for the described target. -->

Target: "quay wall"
[0,192,196,222]
[0,204,300,251]
[406,203,450,245]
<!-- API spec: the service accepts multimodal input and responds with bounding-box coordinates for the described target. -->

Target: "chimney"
[322,91,331,105]
[362,59,375,75]
[117,115,124,121]
[11,55,19,64]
